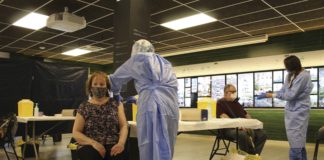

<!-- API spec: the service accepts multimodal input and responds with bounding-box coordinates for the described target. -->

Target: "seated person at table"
[72,71,128,160]
[216,84,267,155]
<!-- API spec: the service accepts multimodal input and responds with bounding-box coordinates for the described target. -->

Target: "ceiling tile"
[86,30,113,41]
[181,22,228,35]
[8,40,35,49]
[151,31,187,41]
[0,5,30,24]
[248,24,298,36]
[151,0,180,15]
[237,17,290,32]
[297,17,324,31]
[223,10,280,26]
[276,0,324,15]
[0,26,35,39]
[24,31,58,42]
[2,0,51,12]
[264,0,308,7]
[94,0,115,10]
[195,27,240,39]
[89,15,114,28]
[287,8,324,23]
[151,25,173,36]
[0,36,16,46]
[151,6,198,24]
[188,0,251,12]
[0,23,9,31]
[64,26,102,37]
[207,33,249,42]
[45,35,76,45]
[176,40,209,48]
[75,5,112,23]
[28,43,57,51]
[162,36,201,45]
[1,47,21,53]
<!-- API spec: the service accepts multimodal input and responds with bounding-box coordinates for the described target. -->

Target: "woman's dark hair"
[284,55,302,73]
[86,71,110,97]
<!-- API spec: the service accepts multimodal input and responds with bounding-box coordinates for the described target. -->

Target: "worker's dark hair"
[284,55,302,73]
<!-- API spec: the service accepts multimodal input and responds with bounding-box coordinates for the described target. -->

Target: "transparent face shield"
[131,39,155,56]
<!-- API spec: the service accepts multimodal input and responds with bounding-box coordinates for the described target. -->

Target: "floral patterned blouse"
[77,99,120,145]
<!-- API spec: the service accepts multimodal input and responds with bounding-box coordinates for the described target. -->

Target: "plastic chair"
[0,113,19,160]
[313,126,324,160]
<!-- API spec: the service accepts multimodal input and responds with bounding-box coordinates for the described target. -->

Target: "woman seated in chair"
[73,71,128,160]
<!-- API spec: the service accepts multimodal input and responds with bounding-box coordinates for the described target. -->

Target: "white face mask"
[230,92,237,100]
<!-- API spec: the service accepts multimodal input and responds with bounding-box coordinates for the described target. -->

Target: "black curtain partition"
[0,59,88,136]
[0,59,33,116]
[31,61,88,116]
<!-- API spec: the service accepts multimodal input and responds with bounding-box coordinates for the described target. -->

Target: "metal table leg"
[32,121,39,159]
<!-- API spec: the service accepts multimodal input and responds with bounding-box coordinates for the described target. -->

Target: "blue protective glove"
[126,96,137,104]
[113,95,123,102]
[257,92,267,99]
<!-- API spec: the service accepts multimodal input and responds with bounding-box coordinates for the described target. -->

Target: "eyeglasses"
[227,90,236,93]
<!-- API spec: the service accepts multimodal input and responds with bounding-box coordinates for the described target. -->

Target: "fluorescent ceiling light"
[161,34,268,57]
[161,13,217,30]
[62,48,91,56]
[13,12,49,30]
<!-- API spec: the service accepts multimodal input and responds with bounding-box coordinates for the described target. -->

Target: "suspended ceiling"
[0,0,324,65]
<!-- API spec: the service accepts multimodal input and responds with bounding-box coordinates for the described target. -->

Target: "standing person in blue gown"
[109,39,179,160]
[258,55,313,160]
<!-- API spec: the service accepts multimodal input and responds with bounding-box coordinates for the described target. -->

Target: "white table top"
[128,118,263,137]
[17,116,76,123]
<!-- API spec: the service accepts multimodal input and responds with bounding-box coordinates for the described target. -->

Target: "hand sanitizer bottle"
[34,103,39,117]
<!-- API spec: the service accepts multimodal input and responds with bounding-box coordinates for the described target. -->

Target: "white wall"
[173,49,324,77]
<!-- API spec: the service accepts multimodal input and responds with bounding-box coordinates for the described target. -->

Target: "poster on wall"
[198,76,211,97]
[191,78,198,93]
[177,79,185,107]
[226,74,237,88]
[185,98,191,107]
[319,68,324,107]
[211,75,225,100]
[185,88,191,98]
[273,83,286,107]
[306,68,318,81]
[185,78,191,87]
[254,72,272,107]
[238,73,253,107]
[310,95,318,107]
[311,82,318,95]
[254,72,272,95]
[273,70,283,83]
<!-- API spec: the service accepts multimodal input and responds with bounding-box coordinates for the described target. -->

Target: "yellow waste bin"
[18,99,34,117]
[197,98,216,118]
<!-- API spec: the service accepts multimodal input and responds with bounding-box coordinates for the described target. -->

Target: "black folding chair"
[69,125,131,160]
[0,113,19,160]
[209,129,238,160]
[313,126,324,160]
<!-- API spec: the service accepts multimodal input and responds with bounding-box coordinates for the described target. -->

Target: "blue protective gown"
[275,70,313,148]
[109,52,179,160]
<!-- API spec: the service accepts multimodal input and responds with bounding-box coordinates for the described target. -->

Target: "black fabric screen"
[0,59,33,116]
[31,61,88,115]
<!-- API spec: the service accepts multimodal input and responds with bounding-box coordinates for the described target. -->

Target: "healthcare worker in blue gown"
[258,55,313,160]
[109,39,179,160]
